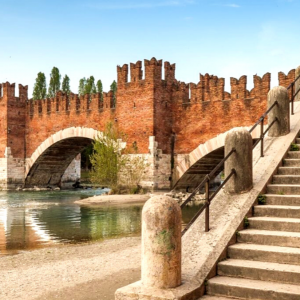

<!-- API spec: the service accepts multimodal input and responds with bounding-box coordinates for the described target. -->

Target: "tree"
[62,75,71,95]
[84,76,96,95]
[110,80,117,107]
[89,122,125,189]
[78,77,86,96]
[96,79,103,101]
[32,72,47,100]
[48,67,61,98]
[89,122,148,192]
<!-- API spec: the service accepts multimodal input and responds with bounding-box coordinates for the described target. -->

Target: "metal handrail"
[249,101,278,157]
[287,73,300,115]
[181,75,299,235]
[181,147,236,209]
[181,168,235,236]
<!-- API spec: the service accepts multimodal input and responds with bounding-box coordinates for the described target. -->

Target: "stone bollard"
[225,128,253,194]
[141,195,181,289]
[295,66,300,102]
[268,86,290,137]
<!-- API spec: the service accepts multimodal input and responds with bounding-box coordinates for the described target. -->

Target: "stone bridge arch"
[25,127,101,187]
[173,126,263,190]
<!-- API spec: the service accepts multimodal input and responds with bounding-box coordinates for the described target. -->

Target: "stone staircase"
[201,139,300,299]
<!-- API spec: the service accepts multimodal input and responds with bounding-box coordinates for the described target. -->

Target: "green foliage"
[78,76,98,98]
[33,72,47,100]
[110,80,117,107]
[244,217,250,228]
[84,76,97,95]
[290,143,299,151]
[257,194,266,205]
[97,80,103,101]
[62,75,71,95]
[78,77,86,96]
[89,122,121,188]
[89,122,148,191]
[48,67,61,98]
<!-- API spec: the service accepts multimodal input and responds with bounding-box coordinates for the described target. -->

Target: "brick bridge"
[0,58,296,189]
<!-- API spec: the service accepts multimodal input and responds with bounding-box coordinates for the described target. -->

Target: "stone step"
[278,167,300,175]
[295,138,300,144]
[283,159,300,167]
[248,216,300,232]
[267,184,300,195]
[207,276,300,300]
[218,259,300,284]
[273,175,300,184]
[265,194,300,206]
[287,151,300,159]
[228,243,300,265]
[237,229,300,248]
[254,205,300,218]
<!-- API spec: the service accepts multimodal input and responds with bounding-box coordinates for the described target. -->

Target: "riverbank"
[75,193,153,206]
[0,237,141,300]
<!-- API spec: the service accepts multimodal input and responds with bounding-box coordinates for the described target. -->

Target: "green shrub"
[290,143,299,151]
[257,194,266,205]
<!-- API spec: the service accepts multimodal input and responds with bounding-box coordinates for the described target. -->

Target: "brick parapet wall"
[2,58,297,159]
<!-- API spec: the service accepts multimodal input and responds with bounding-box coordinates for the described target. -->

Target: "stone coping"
[116,102,300,300]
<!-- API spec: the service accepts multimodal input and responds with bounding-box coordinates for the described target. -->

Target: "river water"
[0,189,201,256]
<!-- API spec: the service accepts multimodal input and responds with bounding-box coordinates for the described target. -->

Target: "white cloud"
[86,0,195,10]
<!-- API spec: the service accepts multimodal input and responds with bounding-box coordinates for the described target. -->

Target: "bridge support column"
[141,195,181,289]
[225,128,252,194]
[268,86,290,137]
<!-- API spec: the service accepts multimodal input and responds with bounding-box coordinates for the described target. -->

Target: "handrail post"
[268,86,290,137]
[225,128,253,194]
[291,83,294,115]
[295,66,300,103]
[260,117,264,157]
[205,179,210,232]
[141,196,181,289]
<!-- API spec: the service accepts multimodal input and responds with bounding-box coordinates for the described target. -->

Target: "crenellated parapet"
[278,69,295,99]
[230,75,249,100]
[0,82,28,104]
[27,90,114,118]
[117,58,176,91]
[130,61,143,83]
[251,73,271,100]
[278,69,295,88]
[164,61,176,85]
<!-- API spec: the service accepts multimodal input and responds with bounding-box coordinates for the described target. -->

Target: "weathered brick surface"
[0,58,296,188]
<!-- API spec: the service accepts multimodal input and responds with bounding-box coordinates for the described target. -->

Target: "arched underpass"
[25,137,93,187]
[173,126,262,191]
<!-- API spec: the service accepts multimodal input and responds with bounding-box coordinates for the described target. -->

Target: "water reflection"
[0,190,202,256]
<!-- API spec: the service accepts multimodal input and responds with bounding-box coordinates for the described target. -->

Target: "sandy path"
[0,237,141,300]
[74,194,151,206]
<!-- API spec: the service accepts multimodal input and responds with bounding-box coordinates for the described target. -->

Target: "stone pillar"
[295,66,300,102]
[141,195,181,289]
[268,86,290,137]
[225,128,252,194]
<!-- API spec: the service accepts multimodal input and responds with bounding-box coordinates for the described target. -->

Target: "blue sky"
[1,0,300,97]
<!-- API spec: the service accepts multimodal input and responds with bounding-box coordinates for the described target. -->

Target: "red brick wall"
[0,83,27,158]
[1,58,296,160]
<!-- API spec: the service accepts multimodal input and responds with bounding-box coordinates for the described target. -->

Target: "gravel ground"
[0,237,141,300]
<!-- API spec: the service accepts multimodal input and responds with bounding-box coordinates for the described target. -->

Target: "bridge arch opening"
[25,137,93,187]
[25,127,102,188]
